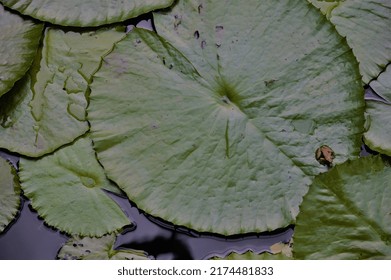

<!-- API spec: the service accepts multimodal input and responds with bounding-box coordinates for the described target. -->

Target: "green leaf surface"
[0,4,43,97]
[0,0,174,27]
[88,0,364,235]
[19,137,130,237]
[0,27,125,157]
[211,242,292,260]
[294,156,391,259]
[57,234,150,260]
[364,65,391,156]
[212,251,290,260]
[0,157,21,233]
[308,0,391,84]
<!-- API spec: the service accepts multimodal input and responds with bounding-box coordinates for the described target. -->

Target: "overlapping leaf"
[0,4,43,97]
[0,157,21,233]
[294,156,391,259]
[19,137,130,237]
[211,242,292,260]
[364,65,391,156]
[308,0,391,83]
[57,234,150,260]
[0,27,125,157]
[88,0,364,235]
[0,0,174,27]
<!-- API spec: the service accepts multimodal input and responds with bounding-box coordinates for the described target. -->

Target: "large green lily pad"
[0,4,43,97]
[57,234,150,260]
[0,0,174,27]
[308,0,391,84]
[364,65,391,156]
[88,0,364,235]
[19,137,130,237]
[294,156,391,259]
[0,157,21,233]
[0,27,125,157]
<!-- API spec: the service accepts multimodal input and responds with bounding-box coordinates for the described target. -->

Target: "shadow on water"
[110,192,293,260]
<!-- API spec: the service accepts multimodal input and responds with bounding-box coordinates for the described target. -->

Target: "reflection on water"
[111,192,293,260]
[0,197,68,260]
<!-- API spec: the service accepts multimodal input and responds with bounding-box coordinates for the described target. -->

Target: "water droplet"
[194,30,199,39]
[120,224,137,234]
[80,176,96,188]
[151,122,159,129]
[174,15,182,29]
[201,40,206,49]
[198,4,203,14]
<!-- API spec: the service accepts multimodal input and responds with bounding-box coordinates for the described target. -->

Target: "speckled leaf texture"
[0,0,175,27]
[364,65,391,156]
[308,0,391,84]
[57,234,150,260]
[88,0,364,235]
[19,137,130,237]
[0,4,43,97]
[0,157,21,233]
[0,27,125,157]
[294,156,391,259]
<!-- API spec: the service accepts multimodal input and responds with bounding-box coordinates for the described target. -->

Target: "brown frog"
[315,145,335,167]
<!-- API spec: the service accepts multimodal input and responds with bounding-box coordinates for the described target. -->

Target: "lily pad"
[0,4,43,97]
[57,234,150,260]
[0,157,21,233]
[19,137,130,237]
[0,27,125,157]
[364,65,391,156]
[88,0,364,235]
[0,0,174,27]
[308,0,391,84]
[294,156,391,259]
[211,242,292,260]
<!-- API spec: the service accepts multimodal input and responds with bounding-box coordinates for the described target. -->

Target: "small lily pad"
[0,156,21,233]
[0,0,175,27]
[19,137,130,237]
[57,234,150,260]
[294,156,391,259]
[0,4,43,97]
[211,241,292,260]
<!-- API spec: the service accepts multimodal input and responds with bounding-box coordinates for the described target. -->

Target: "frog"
[315,145,335,167]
